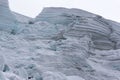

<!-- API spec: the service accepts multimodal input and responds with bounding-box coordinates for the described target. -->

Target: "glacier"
[1,0,120,80]
[0,0,17,32]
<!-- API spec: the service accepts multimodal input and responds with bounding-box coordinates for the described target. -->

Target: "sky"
[9,0,120,22]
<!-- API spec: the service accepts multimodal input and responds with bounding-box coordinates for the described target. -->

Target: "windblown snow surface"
[1,1,120,80]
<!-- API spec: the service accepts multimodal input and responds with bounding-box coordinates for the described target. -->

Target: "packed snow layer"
[1,2,120,80]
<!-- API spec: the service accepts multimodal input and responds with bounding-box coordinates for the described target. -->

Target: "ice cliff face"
[35,7,116,50]
[0,0,17,32]
[35,7,95,25]
[12,12,33,24]
[1,2,120,80]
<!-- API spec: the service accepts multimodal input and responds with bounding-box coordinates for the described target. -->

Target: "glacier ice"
[67,76,85,80]
[0,71,6,80]
[42,71,67,80]
[0,55,5,71]
[36,7,116,50]
[35,7,95,25]
[1,1,120,80]
[0,0,17,32]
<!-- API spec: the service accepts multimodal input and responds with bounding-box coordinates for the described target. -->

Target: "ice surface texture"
[0,0,17,32]
[1,1,120,80]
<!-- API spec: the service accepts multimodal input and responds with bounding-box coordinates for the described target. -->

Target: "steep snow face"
[0,0,17,32]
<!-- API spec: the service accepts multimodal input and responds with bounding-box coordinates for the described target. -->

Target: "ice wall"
[35,7,115,50]
[0,0,17,32]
